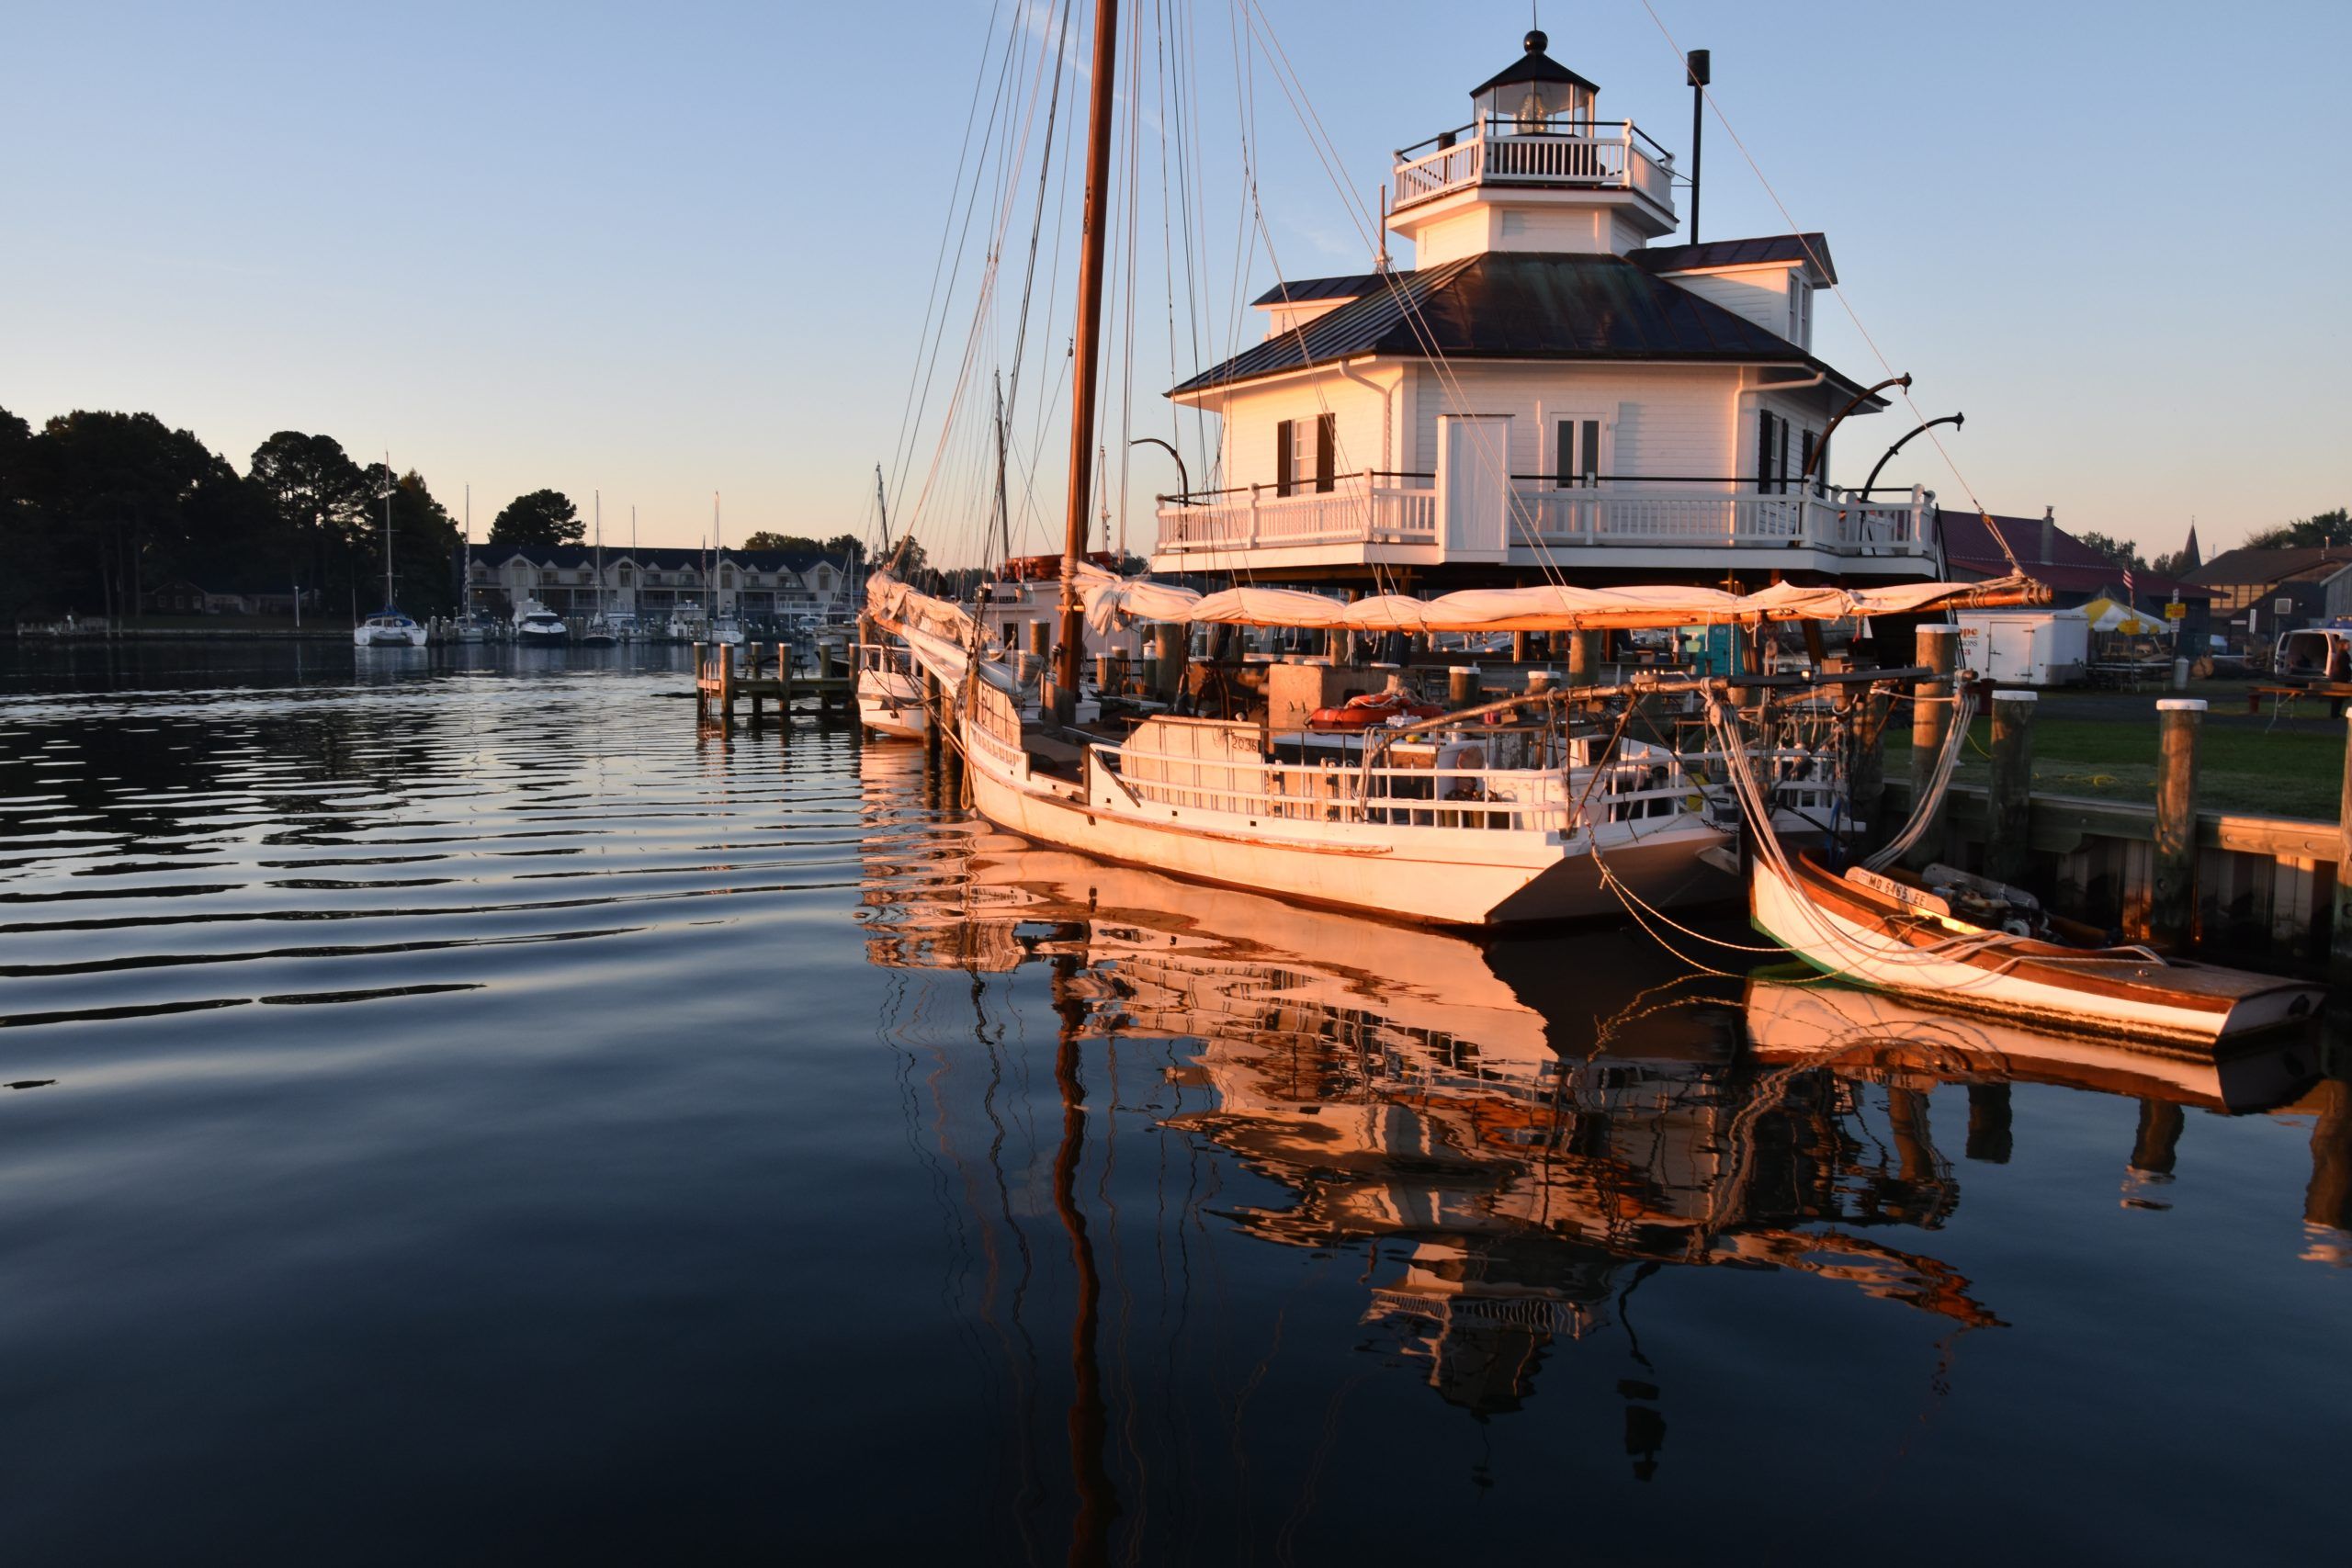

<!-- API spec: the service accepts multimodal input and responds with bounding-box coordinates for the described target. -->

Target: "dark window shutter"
[1555,421,1574,489]
[1757,411,1776,491]
[1275,419,1295,497]
[1580,420,1600,484]
[1777,419,1791,495]
[1800,430,1815,492]
[1315,413,1336,493]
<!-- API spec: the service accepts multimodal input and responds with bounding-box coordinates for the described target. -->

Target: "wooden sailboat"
[1747,846,2324,1045]
[1711,670,2327,1044]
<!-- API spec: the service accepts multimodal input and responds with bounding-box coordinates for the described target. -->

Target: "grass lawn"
[1883,681,2346,821]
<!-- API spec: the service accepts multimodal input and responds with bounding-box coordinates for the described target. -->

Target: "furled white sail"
[1072,566,2042,635]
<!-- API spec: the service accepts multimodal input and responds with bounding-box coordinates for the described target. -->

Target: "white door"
[1438,414,1510,560]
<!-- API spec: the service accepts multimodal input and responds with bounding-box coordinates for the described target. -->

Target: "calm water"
[0,641,2345,1565]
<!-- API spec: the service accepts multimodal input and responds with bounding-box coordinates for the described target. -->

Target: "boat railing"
[1100,741,1692,835]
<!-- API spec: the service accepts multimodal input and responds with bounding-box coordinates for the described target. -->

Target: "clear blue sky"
[5,1,2346,562]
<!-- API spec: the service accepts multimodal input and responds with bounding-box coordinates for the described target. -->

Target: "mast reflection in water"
[854,742,2340,1559]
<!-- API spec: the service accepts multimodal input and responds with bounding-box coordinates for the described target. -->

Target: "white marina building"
[464,544,853,625]
[1150,30,1935,589]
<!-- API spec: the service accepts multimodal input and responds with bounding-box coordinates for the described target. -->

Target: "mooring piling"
[1986,688,2037,886]
[2335,713,2352,983]
[1904,624,1962,870]
[2150,696,2205,948]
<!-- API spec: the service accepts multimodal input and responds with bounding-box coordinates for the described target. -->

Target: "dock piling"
[2335,715,2352,982]
[1566,631,1600,689]
[1986,689,2036,886]
[1903,625,1961,870]
[2150,697,2205,948]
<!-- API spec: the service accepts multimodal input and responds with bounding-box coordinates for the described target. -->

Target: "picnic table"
[2248,682,2352,724]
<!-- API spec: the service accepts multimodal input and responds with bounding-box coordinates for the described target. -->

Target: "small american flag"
[2123,566,2135,601]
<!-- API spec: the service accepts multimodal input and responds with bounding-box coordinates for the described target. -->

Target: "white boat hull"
[354,626,427,648]
[964,730,1728,928]
[857,668,928,740]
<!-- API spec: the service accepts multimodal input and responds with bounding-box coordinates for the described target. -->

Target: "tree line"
[0,405,667,622]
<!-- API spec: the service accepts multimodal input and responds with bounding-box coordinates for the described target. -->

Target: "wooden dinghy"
[1750,849,2326,1047]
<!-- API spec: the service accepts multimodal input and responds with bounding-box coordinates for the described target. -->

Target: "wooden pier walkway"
[693,641,854,726]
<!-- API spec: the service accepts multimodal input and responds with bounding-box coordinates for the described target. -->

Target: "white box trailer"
[1955,610,2090,686]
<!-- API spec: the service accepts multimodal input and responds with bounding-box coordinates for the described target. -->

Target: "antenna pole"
[1687,50,1710,244]
[1054,0,1122,714]
[875,463,891,553]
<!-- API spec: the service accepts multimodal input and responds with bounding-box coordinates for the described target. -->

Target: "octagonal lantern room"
[1471,29,1598,133]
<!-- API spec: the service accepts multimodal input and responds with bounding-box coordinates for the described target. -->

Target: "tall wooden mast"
[1053,0,1121,713]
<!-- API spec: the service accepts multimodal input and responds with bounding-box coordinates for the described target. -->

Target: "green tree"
[739,532,865,559]
[28,411,230,619]
[488,489,582,547]
[2245,507,2350,550]
[350,465,462,616]
[0,407,46,616]
[2074,531,2147,575]
[247,431,372,604]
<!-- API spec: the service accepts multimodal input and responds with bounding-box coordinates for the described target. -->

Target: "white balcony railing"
[1154,474,1439,553]
[1155,480,1933,560]
[1507,484,1930,552]
[1391,120,1675,214]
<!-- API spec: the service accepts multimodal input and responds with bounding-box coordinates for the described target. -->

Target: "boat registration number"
[1844,866,1951,917]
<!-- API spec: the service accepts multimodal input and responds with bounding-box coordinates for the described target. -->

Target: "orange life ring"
[1305,690,1444,730]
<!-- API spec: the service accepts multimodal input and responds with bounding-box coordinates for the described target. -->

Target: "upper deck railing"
[1392,118,1675,215]
[1154,475,1935,561]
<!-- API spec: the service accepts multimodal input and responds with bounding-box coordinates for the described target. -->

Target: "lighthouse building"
[1149,31,1935,588]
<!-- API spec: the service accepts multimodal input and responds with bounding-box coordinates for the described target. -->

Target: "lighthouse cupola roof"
[1470,29,1599,130]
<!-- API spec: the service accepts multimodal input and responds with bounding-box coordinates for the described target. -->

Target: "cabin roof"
[1634,232,1838,285]
[2186,546,2348,588]
[1173,252,1849,396]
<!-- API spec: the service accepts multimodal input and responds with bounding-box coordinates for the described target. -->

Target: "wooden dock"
[693,641,855,726]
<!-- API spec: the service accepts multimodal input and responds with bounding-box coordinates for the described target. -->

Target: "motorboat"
[513,599,569,644]
[451,611,502,644]
[354,608,427,649]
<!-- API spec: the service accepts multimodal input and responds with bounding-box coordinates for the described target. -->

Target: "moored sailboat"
[355,457,428,648]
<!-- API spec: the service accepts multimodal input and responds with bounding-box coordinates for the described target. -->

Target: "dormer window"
[1788,278,1813,347]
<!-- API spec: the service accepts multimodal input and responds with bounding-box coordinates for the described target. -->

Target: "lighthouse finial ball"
[1525,28,1547,53]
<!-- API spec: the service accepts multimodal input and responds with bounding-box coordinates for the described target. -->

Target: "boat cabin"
[1151,30,1934,589]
